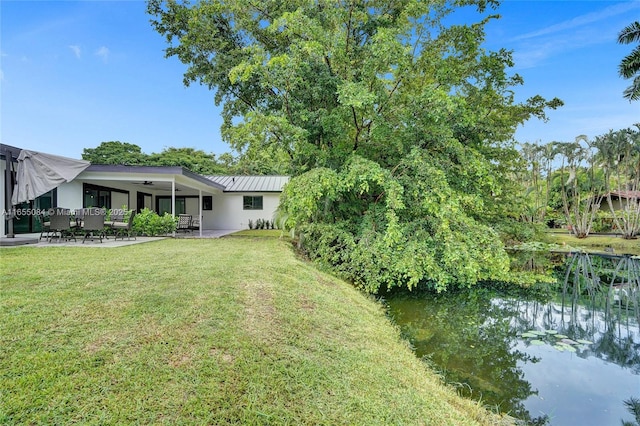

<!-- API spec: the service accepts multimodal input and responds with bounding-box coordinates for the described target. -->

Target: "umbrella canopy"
[11,150,90,205]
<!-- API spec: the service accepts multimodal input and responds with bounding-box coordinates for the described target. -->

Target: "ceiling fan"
[131,181,181,191]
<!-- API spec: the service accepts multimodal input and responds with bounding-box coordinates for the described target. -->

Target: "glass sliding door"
[157,197,186,216]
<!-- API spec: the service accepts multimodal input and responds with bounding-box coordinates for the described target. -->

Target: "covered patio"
[73,164,226,238]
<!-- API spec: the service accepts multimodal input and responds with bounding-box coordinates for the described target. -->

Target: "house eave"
[84,165,226,191]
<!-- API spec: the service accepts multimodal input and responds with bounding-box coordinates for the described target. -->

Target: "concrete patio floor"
[0,229,241,248]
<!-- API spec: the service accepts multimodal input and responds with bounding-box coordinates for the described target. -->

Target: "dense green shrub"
[132,208,178,236]
[591,212,614,233]
[282,155,512,294]
[495,219,546,246]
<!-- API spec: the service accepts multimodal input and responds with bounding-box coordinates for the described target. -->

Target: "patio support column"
[171,178,176,237]
[198,189,202,238]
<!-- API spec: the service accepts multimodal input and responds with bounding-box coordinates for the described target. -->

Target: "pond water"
[386,253,640,426]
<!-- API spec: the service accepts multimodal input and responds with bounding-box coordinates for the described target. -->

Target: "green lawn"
[0,237,503,425]
[544,231,640,255]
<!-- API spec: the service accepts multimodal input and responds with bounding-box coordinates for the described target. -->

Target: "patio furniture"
[112,210,136,241]
[176,214,193,234]
[189,217,200,232]
[105,209,125,239]
[36,213,51,241]
[48,209,76,242]
[73,208,85,228]
[81,207,106,243]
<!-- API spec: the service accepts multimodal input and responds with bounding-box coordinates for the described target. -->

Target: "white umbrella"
[11,150,90,205]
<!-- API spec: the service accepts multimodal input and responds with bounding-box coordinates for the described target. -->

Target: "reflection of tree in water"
[387,253,640,426]
[510,253,640,370]
[388,290,546,424]
[622,397,640,426]
[558,253,640,373]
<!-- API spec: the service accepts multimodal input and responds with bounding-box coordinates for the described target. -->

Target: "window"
[243,196,263,210]
[83,183,128,209]
[157,197,186,215]
[203,196,212,211]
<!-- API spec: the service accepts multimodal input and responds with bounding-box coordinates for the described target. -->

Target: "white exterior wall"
[185,197,200,216]
[56,181,83,209]
[211,192,281,230]
[112,192,130,210]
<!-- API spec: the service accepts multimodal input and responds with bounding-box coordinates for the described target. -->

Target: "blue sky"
[1,1,639,160]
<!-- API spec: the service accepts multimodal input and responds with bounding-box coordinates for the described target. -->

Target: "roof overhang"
[79,165,226,193]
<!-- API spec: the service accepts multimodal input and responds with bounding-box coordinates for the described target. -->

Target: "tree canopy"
[82,141,230,174]
[82,141,147,165]
[618,21,640,101]
[148,0,562,292]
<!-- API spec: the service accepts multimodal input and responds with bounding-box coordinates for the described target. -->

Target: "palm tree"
[618,21,640,101]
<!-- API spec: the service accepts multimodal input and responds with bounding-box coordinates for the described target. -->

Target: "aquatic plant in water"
[520,329,593,352]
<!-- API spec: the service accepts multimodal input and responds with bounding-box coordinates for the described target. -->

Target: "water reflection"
[386,253,640,425]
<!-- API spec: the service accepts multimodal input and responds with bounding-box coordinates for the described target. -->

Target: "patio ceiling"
[78,165,225,195]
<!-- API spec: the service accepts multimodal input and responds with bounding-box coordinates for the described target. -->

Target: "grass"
[544,231,640,255]
[0,237,504,425]
[231,229,285,238]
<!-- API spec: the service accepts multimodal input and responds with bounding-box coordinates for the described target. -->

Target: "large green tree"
[82,141,232,174]
[618,21,640,101]
[148,0,561,292]
[82,141,148,165]
[147,147,228,174]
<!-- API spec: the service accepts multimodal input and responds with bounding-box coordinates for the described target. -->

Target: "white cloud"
[509,2,639,70]
[95,46,110,63]
[69,45,81,59]
[513,27,611,69]
[514,2,640,41]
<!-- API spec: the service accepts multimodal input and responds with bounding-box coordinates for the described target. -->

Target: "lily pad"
[576,339,593,345]
[531,330,547,336]
[555,342,577,352]
[554,345,565,351]
[555,334,568,339]
[545,330,558,335]
[560,338,579,345]
[530,339,545,345]
[521,332,537,338]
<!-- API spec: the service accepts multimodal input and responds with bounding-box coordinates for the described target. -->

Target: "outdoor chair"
[105,209,125,238]
[36,213,51,241]
[112,210,137,241]
[48,209,76,242]
[176,214,193,234]
[81,207,106,243]
[73,208,85,228]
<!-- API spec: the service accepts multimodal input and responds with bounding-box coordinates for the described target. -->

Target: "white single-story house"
[0,143,289,238]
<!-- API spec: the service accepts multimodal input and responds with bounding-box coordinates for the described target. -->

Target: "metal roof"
[609,190,640,199]
[205,175,289,192]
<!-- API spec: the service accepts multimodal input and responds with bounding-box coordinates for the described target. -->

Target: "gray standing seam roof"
[205,175,289,192]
